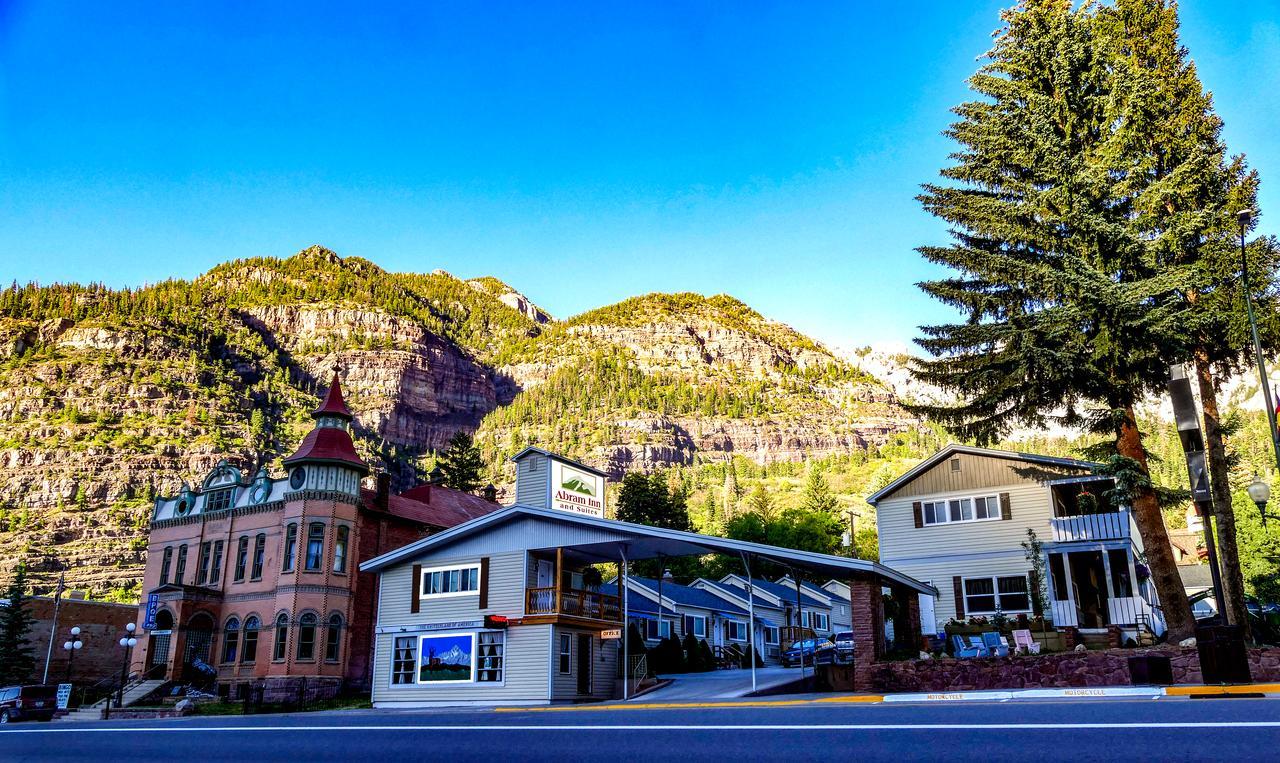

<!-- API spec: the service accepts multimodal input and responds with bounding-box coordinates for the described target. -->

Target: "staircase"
[57,707,107,723]
[82,678,166,713]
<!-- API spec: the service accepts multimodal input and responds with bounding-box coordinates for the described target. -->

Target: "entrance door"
[576,634,592,695]
[1068,551,1110,628]
[919,593,936,635]
[536,559,555,588]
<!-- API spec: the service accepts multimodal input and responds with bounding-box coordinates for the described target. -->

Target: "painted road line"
[6,721,1280,734]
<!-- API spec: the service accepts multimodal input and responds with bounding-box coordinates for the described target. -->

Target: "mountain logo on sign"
[560,468,597,497]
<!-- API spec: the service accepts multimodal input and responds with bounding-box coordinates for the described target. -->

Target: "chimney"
[376,472,391,510]
[428,466,445,486]
[482,483,497,503]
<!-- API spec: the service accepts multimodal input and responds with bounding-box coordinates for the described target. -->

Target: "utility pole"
[1169,365,1227,620]
[41,574,65,685]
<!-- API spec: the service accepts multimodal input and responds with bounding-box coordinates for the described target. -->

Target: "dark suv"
[0,685,58,723]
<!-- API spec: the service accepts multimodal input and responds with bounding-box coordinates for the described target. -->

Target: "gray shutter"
[1000,492,1012,520]
[912,501,924,528]
[953,576,965,620]
[411,564,421,614]
[479,557,490,609]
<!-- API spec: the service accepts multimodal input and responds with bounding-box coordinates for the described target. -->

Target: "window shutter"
[410,564,421,614]
[479,557,490,609]
[1000,492,1012,520]
[952,576,965,620]
[683,615,693,634]
[912,501,923,528]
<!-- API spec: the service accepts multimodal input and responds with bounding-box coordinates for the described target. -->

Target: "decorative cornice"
[283,489,361,503]
[150,500,287,529]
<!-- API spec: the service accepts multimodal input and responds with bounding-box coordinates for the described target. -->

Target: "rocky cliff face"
[0,249,922,595]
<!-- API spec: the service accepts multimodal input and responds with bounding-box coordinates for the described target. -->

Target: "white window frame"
[921,494,1002,527]
[813,613,829,631]
[690,615,707,638]
[419,564,482,599]
[724,620,746,642]
[764,626,780,645]
[391,635,418,685]
[658,619,672,639]
[962,575,1031,615]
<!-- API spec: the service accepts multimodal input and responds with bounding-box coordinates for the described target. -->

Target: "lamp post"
[1249,476,1274,527]
[62,626,83,683]
[1239,210,1280,477]
[115,623,137,710]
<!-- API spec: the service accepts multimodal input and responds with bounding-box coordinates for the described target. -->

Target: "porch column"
[848,576,884,692]
[1099,544,1114,625]
[902,587,922,652]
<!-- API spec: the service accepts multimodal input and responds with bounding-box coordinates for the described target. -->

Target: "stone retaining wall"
[870,647,1280,692]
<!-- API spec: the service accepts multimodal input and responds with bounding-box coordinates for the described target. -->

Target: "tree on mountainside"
[909,0,1203,639]
[616,472,691,531]
[438,431,485,494]
[0,563,36,685]
[801,465,839,515]
[747,483,777,522]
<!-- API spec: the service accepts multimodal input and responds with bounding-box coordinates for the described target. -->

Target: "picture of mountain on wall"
[418,634,474,682]
[560,467,597,497]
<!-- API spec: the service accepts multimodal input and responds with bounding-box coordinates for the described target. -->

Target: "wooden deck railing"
[526,586,621,621]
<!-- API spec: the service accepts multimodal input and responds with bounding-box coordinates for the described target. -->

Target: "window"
[657,619,672,639]
[922,494,1002,526]
[282,523,297,572]
[725,621,746,641]
[222,618,240,663]
[209,540,224,584]
[159,546,173,585]
[241,617,260,663]
[690,615,707,638]
[950,458,961,472]
[174,544,187,584]
[196,541,211,584]
[273,613,289,661]
[813,613,830,631]
[205,489,232,512]
[558,634,572,674]
[251,534,266,579]
[305,522,325,571]
[391,636,418,684]
[333,526,349,573]
[297,613,317,660]
[233,536,249,582]
[420,565,481,598]
[964,575,1031,614]
[764,626,780,645]
[325,614,343,662]
[477,632,504,683]
[1109,549,1134,598]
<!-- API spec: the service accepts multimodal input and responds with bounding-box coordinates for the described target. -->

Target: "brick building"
[129,373,500,697]
[1,593,137,685]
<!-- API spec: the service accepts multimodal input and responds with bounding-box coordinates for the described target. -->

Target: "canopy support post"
[740,551,757,694]
[620,544,629,701]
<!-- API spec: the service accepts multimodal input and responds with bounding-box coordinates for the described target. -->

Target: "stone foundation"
[869,647,1280,692]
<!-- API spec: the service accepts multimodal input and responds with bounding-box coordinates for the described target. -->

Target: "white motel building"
[359,448,934,707]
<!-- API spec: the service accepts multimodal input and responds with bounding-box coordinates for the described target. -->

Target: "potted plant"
[582,566,603,590]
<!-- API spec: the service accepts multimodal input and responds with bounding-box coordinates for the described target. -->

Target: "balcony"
[1050,509,1131,543]
[526,586,621,622]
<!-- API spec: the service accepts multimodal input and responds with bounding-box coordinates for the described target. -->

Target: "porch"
[1046,543,1165,637]
[524,548,622,626]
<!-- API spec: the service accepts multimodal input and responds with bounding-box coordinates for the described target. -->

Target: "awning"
[753,617,778,628]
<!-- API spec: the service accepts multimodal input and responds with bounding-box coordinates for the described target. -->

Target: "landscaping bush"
[698,639,715,671]
[682,632,703,672]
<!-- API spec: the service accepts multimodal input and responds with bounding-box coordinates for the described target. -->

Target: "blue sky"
[1,1,1277,351]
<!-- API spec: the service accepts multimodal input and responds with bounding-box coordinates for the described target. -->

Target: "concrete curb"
[880,683,1280,703]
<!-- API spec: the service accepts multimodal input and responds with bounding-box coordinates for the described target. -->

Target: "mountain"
[0,246,919,596]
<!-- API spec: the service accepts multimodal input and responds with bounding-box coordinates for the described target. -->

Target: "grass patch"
[196,696,373,716]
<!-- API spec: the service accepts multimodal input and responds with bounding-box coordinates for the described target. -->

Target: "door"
[1068,551,1110,628]
[576,634,592,695]
[536,559,554,588]
[919,592,936,635]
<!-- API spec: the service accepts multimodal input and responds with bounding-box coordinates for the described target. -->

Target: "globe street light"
[1249,476,1274,527]
[114,623,139,711]
[62,626,83,683]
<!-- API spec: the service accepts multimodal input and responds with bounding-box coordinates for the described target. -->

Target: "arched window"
[282,524,298,572]
[297,613,317,660]
[325,614,343,662]
[174,544,188,584]
[241,616,260,664]
[222,617,240,663]
[273,613,289,661]
[251,534,266,579]
[333,526,349,573]
[159,546,173,585]
[305,522,325,571]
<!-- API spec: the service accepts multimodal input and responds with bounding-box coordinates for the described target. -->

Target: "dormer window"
[205,489,233,512]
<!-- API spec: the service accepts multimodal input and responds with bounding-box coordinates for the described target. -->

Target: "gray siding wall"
[371,624,552,705]
[550,626,620,700]
[877,479,1054,563]
[889,553,1030,632]
[879,453,1090,502]
[516,455,550,508]
[378,550,527,626]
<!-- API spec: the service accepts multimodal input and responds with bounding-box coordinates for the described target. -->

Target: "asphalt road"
[3,697,1279,762]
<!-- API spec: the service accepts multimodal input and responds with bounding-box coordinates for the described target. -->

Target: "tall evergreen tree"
[910,0,1197,638]
[0,563,36,685]
[801,465,838,515]
[437,431,485,493]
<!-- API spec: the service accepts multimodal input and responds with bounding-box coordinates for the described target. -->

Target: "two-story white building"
[869,444,1165,641]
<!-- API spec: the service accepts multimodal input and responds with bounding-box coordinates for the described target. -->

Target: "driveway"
[639,666,803,700]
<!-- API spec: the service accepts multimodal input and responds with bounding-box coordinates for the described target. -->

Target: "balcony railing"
[1050,510,1130,542]
[526,586,621,621]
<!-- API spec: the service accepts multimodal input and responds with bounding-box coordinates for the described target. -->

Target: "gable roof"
[359,504,936,596]
[694,579,782,610]
[510,446,610,478]
[627,577,750,616]
[362,485,500,530]
[866,444,1098,506]
[724,576,829,609]
[597,583,667,616]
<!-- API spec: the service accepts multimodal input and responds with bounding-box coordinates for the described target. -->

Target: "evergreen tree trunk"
[1117,405,1194,641]
[1194,350,1251,637]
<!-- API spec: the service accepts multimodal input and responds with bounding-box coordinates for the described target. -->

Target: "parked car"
[782,638,834,668]
[832,631,855,664]
[0,685,58,723]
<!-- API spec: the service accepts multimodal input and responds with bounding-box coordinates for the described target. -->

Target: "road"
[4,697,1280,762]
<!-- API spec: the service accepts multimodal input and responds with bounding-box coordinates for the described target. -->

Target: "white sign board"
[550,461,605,517]
[56,683,72,710]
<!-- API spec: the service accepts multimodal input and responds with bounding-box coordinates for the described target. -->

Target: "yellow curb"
[814,695,885,703]
[1165,683,1280,696]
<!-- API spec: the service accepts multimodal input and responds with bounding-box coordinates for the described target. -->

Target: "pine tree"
[437,431,485,493]
[747,483,777,522]
[909,0,1197,638]
[801,465,838,515]
[0,563,37,685]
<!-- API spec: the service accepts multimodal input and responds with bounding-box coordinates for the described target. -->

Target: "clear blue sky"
[1,1,1277,350]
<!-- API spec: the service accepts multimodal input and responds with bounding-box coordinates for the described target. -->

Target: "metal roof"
[359,503,937,596]
[865,443,1098,506]
[627,577,751,616]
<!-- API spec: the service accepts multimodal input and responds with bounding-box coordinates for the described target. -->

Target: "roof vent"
[950,458,961,472]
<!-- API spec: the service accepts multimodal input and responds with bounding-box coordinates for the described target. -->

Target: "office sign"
[550,461,605,517]
[143,593,160,630]
[600,629,622,641]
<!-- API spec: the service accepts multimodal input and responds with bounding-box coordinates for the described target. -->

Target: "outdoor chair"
[950,634,984,659]
[980,631,1009,657]
[964,635,991,657]
[1012,629,1041,655]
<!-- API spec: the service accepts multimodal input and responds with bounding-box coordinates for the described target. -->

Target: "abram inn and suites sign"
[550,461,605,517]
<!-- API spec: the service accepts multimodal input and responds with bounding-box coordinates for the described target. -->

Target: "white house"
[868,444,1165,641]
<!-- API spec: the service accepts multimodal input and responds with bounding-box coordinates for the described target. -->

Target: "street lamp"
[1248,476,1274,527]
[62,626,83,683]
[1239,210,1280,474]
[115,622,137,710]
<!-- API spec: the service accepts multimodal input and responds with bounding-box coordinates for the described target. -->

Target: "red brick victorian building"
[131,373,499,697]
